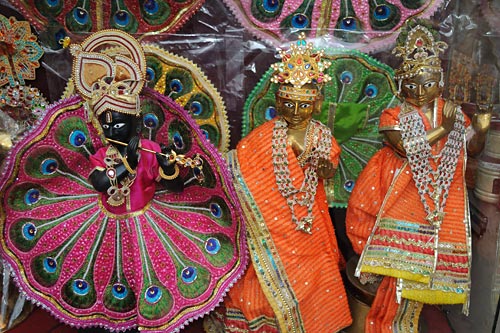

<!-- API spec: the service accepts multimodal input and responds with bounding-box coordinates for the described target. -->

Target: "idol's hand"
[316,157,336,179]
[472,104,492,136]
[442,100,458,133]
[156,144,176,170]
[126,136,140,170]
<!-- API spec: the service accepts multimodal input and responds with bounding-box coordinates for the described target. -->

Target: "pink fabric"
[90,140,161,214]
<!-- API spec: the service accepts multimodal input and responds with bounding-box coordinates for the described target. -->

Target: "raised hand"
[441,100,458,133]
[472,104,492,136]
[316,157,336,179]
[126,136,140,170]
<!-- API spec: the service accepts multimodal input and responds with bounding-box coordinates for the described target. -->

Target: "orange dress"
[215,119,352,332]
[346,99,471,333]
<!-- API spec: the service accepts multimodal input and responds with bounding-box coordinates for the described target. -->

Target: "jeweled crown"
[271,32,331,89]
[393,25,447,81]
[70,30,146,118]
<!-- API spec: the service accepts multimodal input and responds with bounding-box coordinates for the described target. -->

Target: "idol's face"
[400,71,441,108]
[276,97,317,129]
[99,111,134,142]
[275,84,320,129]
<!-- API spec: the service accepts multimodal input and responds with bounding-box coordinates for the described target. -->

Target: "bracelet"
[121,157,136,175]
[159,164,179,180]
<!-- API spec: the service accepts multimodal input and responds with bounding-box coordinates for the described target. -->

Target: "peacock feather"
[0,89,247,331]
[222,0,445,52]
[242,49,398,207]
[8,0,206,49]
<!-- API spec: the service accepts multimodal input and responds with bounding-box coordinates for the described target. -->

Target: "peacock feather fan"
[242,49,398,207]
[8,0,206,49]
[0,88,247,332]
[222,0,445,52]
[143,45,230,152]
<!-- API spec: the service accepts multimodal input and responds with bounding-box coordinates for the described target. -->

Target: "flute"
[106,138,203,169]
[106,138,176,159]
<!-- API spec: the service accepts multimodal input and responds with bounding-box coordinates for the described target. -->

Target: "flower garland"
[272,119,332,234]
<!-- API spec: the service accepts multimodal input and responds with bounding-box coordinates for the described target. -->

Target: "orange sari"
[215,119,352,333]
[346,99,471,332]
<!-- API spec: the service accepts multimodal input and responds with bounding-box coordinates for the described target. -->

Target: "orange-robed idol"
[206,33,352,333]
[346,23,491,333]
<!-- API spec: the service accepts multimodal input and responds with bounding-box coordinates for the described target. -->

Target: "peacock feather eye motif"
[181,267,197,284]
[169,79,184,94]
[340,17,358,31]
[24,189,40,205]
[68,130,87,147]
[364,83,378,98]
[190,101,203,116]
[144,286,162,304]
[65,1,92,33]
[210,203,222,218]
[265,106,277,120]
[205,237,221,255]
[340,71,354,84]
[143,113,160,129]
[291,13,309,29]
[22,222,37,240]
[143,0,160,14]
[112,283,128,300]
[72,7,90,25]
[172,132,184,150]
[145,67,156,82]
[344,179,355,192]
[73,279,90,295]
[374,5,391,21]
[40,158,59,175]
[43,257,57,273]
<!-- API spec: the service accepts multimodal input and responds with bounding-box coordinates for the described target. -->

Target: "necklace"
[272,119,332,234]
[399,100,465,229]
[104,145,136,210]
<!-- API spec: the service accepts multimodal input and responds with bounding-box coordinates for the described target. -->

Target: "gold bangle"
[121,157,136,175]
[159,164,179,180]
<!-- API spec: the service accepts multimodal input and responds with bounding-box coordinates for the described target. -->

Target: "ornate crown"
[70,29,146,118]
[271,33,331,100]
[393,25,448,81]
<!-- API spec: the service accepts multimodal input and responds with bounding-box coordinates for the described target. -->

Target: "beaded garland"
[272,119,332,234]
[399,101,465,230]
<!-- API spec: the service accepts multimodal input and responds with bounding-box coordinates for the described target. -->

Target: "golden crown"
[271,32,331,89]
[393,25,448,81]
[70,30,146,118]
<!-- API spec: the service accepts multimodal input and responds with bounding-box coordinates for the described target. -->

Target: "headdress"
[271,33,331,101]
[393,25,447,83]
[70,30,146,118]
